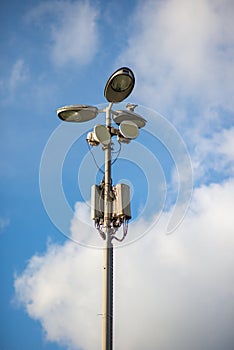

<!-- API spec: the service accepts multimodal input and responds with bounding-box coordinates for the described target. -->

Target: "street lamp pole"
[56,67,146,350]
[102,103,114,350]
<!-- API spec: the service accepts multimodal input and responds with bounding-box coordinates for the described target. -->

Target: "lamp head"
[104,67,135,103]
[113,109,147,128]
[56,105,98,122]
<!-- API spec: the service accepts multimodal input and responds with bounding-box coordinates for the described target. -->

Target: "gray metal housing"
[113,183,131,220]
[91,185,104,221]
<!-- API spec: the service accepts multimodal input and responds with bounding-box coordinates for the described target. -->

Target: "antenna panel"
[91,185,104,221]
[113,184,131,220]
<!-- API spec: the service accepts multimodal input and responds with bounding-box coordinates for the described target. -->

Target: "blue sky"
[1,0,234,349]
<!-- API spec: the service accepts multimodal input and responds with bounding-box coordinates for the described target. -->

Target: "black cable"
[111,141,122,165]
[86,141,105,175]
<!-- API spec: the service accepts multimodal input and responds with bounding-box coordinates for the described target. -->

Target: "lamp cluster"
[86,105,146,147]
[56,67,147,241]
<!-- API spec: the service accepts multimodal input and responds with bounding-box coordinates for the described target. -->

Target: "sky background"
[1,0,234,349]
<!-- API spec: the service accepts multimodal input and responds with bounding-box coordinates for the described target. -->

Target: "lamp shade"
[56,105,98,122]
[113,110,147,128]
[104,67,135,103]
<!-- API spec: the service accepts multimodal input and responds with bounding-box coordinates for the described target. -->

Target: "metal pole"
[102,104,113,350]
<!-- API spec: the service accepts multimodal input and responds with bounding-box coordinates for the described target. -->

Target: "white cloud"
[113,0,234,187]
[14,178,234,350]
[0,59,29,102]
[14,242,102,350]
[51,1,99,66]
[25,1,99,67]
[8,59,28,91]
[117,0,234,130]
[192,126,234,182]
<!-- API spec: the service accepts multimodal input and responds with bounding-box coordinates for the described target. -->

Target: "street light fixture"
[57,104,98,122]
[113,108,147,128]
[56,67,146,350]
[104,67,135,103]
